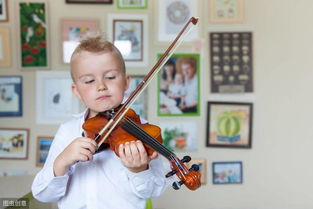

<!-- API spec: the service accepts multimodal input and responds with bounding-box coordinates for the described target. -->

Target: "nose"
[97,80,107,92]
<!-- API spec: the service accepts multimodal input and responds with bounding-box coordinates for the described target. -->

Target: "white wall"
[1,0,313,209]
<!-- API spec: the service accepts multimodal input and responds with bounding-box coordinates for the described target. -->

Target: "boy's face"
[182,63,196,80]
[71,51,130,118]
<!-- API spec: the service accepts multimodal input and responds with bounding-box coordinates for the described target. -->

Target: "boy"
[32,34,168,209]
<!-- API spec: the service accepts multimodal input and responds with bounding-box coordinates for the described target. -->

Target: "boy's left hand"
[118,140,158,173]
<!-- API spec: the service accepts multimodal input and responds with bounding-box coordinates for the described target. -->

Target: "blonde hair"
[70,33,125,80]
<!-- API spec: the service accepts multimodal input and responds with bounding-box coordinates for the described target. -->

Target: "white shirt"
[184,75,197,106]
[31,110,168,209]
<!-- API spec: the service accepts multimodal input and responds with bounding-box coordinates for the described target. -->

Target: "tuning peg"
[172,181,184,190]
[181,155,191,163]
[165,170,177,178]
[189,164,200,172]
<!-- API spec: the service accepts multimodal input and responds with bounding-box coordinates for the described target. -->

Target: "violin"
[83,17,201,191]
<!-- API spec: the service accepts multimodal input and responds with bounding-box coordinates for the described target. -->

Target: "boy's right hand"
[53,137,97,177]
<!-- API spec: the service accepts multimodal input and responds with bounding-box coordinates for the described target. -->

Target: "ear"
[72,83,82,100]
[124,75,131,91]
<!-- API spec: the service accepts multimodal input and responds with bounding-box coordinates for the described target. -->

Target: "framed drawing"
[117,0,147,9]
[17,0,50,69]
[210,32,253,93]
[66,0,113,3]
[187,159,206,184]
[36,71,80,124]
[159,121,197,152]
[36,136,53,167]
[212,161,243,184]
[108,14,148,67]
[0,128,29,160]
[206,101,252,148]
[0,0,8,22]
[209,0,245,23]
[157,0,199,42]
[0,27,11,67]
[0,76,23,117]
[124,75,148,119]
[61,19,99,63]
[157,53,200,116]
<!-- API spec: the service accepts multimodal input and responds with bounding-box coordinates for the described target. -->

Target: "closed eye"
[106,76,116,80]
[85,80,94,84]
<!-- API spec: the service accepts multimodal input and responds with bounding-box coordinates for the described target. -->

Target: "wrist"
[128,165,148,173]
[53,156,70,177]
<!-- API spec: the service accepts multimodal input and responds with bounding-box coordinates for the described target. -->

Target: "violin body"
[83,108,163,157]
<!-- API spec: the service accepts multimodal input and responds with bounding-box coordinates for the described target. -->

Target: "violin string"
[122,117,176,160]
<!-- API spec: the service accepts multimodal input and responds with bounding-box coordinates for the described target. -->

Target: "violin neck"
[121,118,176,160]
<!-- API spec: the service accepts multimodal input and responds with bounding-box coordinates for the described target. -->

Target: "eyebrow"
[78,69,120,80]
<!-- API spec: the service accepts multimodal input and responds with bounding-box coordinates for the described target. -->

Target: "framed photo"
[124,75,148,119]
[0,128,29,160]
[66,0,113,3]
[209,0,245,23]
[206,101,252,148]
[157,0,199,42]
[0,0,8,22]
[36,136,53,167]
[157,54,200,116]
[0,76,23,117]
[36,71,80,124]
[159,121,197,152]
[212,161,243,184]
[61,19,99,63]
[17,0,50,69]
[0,27,11,68]
[210,32,253,93]
[117,0,147,9]
[108,14,148,67]
[187,159,207,184]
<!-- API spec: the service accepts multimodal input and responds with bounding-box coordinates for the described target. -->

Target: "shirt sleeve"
[125,156,170,199]
[31,124,73,202]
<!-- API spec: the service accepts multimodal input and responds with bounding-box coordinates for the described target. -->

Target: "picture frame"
[210,32,253,93]
[206,101,252,148]
[212,161,243,184]
[124,75,148,119]
[36,136,53,167]
[108,14,148,67]
[0,76,23,117]
[0,128,29,160]
[157,0,199,42]
[17,0,50,70]
[0,27,11,68]
[66,0,113,4]
[209,0,245,24]
[36,71,80,124]
[187,159,207,184]
[61,19,100,64]
[117,0,147,9]
[157,53,200,117]
[0,0,8,22]
[159,121,197,152]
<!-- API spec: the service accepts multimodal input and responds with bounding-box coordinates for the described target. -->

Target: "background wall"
[1,0,313,209]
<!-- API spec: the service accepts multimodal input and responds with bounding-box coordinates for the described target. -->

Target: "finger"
[80,148,93,161]
[149,151,158,161]
[80,141,97,154]
[136,141,148,162]
[80,137,98,147]
[129,141,140,161]
[118,144,125,159]
[124,142,133,161]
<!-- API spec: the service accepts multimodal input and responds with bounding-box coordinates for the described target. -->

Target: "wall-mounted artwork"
[66,0,113,3]
[212,161,243,184]
[61,19,99,63]
[0,128,29,160]
[17,1,49,69]
[209,0,245,23]
[124,75,148,119]
[0,0,8,22]
[108,14,148,67]
[0,27,11,68]
[117,0,147,9]
[158,54,200,116]
[159,121,197,152]
[206,101,252,148]
[0,76,23,117]
[157,0,199,42]
[210,32,253,93]
[36,136,53,167]
[36,71,80,124]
